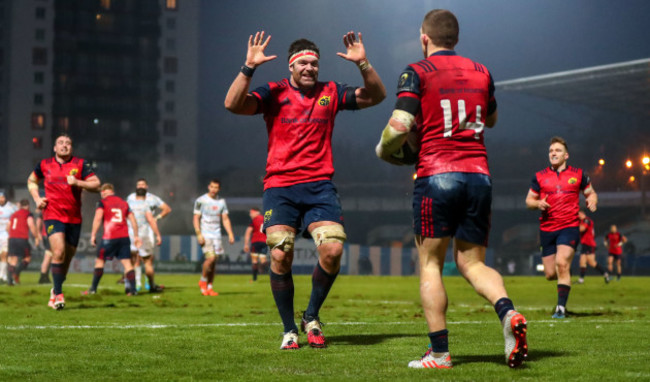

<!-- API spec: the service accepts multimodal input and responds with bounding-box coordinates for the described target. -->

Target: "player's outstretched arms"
[225,31,277,115]
[336,31,386,108]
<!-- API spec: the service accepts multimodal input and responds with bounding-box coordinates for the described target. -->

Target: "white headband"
[289,50,319,65]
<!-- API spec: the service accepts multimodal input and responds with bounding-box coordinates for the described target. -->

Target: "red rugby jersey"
[251,79,358,189]
[8,209,32,239]
[579,217,596,246]
[396,51,497,177]
[249,214,266,244]
[97,195,130,240]
[605,232,624,255]
[33,157,95,223]
[530,166,590,232]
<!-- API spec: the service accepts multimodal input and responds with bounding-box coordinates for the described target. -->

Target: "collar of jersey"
[429,50,457,57]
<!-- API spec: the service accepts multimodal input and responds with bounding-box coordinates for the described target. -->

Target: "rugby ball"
[390,130,419,165]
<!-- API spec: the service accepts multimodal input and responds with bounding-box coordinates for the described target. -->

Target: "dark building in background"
[0,0,199,233]
[51,0,161,190]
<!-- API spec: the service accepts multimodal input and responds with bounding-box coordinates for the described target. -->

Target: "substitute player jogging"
[27,133,100,310]
[526,136,598,319]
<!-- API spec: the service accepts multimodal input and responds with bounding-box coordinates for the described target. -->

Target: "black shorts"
[44,220,82,247]
[8,238,31,258]
[251,241,268,255]
[413,172,491,246]
[539,226,580,257]
[97,237,131,261]
[580,244,596,255]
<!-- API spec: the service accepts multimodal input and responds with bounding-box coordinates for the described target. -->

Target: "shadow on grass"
[328,333,422,346]
[454,349,563,367]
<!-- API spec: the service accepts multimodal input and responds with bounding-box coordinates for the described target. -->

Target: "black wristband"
[240,65,255,77]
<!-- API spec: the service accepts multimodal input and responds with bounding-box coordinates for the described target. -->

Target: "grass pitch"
[1,272,649,381]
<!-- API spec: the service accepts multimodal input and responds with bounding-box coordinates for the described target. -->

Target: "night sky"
[198,0,650,197]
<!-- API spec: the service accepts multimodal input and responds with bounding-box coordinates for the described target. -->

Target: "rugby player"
[526,136,598,319]
[7,199,39,285]
[84,183,140,295]
[193,179,234,296]
[0,191,17,283]
[243,207,267,282]
[126,178,166,292]
[225,29,385,349]
[604,224,627,281]
[376,9,527,368]
[577,210,609,284]
[27,133,100,310]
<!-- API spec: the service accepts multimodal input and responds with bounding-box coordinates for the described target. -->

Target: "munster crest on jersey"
[318,96,331,106]
[568,177,577,185]
[69,168,78,176]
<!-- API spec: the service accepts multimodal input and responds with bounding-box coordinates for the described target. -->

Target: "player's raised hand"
[246,31,277,68]
[336,31,367,64]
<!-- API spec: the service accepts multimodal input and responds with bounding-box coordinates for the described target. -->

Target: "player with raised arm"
[577,210,609,284]
[526,136,598,318]
[244,207,267,282]
[193,179,234,296]
[604,224,626,281]
[83,184,140,295]
[27,133,100,310]
[376,9,527,368]
[225,28,385,349]
[126,178,165,292]
[7,199,40,285]
[0,191,17,283]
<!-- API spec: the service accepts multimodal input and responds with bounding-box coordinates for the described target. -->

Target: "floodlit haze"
[199,0,650,196]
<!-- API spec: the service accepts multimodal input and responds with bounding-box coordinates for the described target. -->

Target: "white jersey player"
[0,192,18,282]
[125,179,169,292]
[193,179,234,296]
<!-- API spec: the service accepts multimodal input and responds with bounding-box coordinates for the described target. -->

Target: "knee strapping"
[266,231,295,253]
[311,225,347,247]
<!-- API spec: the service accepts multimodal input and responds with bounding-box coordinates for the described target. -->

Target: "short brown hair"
[100,183,114,192]
[550,136,568,152]
[288,39,319,62]
[422,9,459,49]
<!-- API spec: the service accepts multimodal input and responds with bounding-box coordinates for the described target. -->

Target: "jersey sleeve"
[151,194,164,209]
[33,162,44,179]
[396,66,421,97]
[96,200,105,210]
[334,82,359,111]
[193,199,202,215]
[530,174,541,193]
[221,200,229,215]
[250,83,271,114]
[81,160,95,179]
[580,172,591,191]
[487,71,497,115]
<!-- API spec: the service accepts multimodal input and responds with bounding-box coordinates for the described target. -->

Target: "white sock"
[0,261,7,280]
[135,266,142,287]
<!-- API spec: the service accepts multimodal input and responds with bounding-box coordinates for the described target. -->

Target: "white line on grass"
[3,318,646,331]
